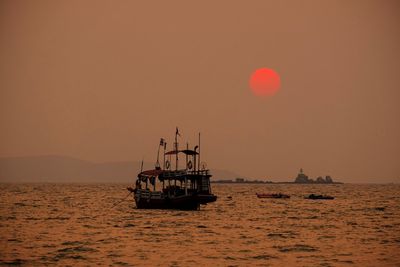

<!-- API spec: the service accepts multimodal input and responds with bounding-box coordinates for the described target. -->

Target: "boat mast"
[186,143,189,169]
[198,132,201,173]
[175,127,179,171]
[194,145,198,173]
[163,141,166,170]
[156,139,161,168]
[185,142,188,195]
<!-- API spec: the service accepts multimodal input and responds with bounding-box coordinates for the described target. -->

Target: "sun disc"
[249,68,281,97]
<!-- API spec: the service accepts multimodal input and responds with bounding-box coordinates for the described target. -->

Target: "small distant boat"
[256,193,290,199]
[305,194,334,200]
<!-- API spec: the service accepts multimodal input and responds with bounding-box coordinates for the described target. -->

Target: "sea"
[0,183,399,266]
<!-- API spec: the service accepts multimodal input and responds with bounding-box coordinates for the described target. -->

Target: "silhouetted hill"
[0,155,240,183]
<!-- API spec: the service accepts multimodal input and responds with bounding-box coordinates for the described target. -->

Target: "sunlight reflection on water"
[0,183,399,266]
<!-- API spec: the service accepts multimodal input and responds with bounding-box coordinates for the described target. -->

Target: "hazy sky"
[1,1,399,183]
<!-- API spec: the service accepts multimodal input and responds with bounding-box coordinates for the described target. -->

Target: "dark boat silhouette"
[256,193,290,199]
[305,194,334,200]
[127,128,217,210]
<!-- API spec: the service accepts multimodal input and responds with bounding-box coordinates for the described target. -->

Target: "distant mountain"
[0,155,240,183]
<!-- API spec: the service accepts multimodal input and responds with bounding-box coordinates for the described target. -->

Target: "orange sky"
[1,1,399,182]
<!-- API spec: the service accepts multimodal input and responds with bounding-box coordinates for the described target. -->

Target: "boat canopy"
[165,149,198,155]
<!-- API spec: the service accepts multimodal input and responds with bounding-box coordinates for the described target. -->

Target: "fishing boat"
[256,193,290,199]
[305,194,334,200]
[127,128,217,210]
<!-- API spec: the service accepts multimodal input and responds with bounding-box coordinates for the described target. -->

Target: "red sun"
[249,68,281,97]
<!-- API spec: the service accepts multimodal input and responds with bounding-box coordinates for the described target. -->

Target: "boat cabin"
[129,129,217,210]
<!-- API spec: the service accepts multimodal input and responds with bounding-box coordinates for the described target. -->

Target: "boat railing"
[137,189,150,197]
[188,169,210,176]
[162,170,187,178]
[136,189,164,198]
[150,191,163,198]
[162,169,210,177]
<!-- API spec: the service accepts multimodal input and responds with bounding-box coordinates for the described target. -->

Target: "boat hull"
[134,190,217,210]
[256,193,290,199]
[305,194,334,200]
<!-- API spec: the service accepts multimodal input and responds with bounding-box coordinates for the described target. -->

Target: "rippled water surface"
[1,183,399,266]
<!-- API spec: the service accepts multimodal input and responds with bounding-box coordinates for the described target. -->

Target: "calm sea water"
[0,183,399,266]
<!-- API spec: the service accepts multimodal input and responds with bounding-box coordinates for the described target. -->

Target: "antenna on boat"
[163,141,166,170]
[175,127,180,171]
[194,145,198,172]
[140,158,144,173]
[186,142,189,170]
[198,132,201,172]
[156,138,164,169]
